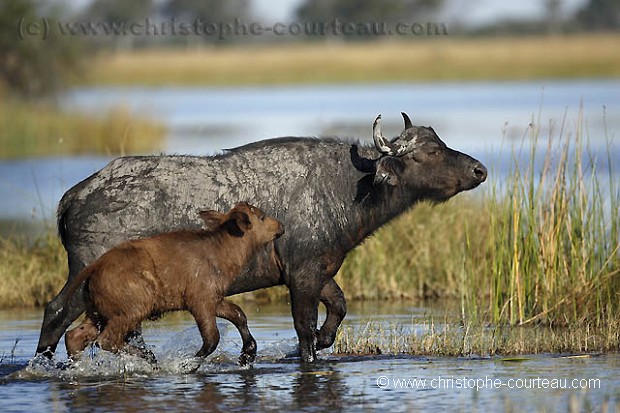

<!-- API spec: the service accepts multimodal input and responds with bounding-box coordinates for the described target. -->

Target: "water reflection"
[292,365,346,411]
[39,363,349,412]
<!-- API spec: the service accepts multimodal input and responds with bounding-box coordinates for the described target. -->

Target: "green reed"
[483,111,619,326]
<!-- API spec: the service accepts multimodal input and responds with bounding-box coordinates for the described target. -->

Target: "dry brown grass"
[84,34,620,86]
[0,101,166,159]
[0,234,66,308]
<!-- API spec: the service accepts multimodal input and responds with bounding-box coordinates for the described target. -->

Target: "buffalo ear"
[374,156,405,186]
[199,210,226,230]
[228,210,253,233]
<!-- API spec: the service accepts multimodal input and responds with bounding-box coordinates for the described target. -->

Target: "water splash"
[258,339,300,362]
[18,346,155,381]
[13,322,296,380]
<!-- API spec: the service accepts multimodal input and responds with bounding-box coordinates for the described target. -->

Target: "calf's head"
[199,202,284,242]
[371,112,487,201]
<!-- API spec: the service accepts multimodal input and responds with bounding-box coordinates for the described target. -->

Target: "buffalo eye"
[425,144,442,157]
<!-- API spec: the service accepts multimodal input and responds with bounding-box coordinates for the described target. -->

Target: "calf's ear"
[228,210,253,233]
[199,210,226,230]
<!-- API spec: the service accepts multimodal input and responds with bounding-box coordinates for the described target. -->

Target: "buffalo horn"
[373,115,397,156]
[401,112,413,129]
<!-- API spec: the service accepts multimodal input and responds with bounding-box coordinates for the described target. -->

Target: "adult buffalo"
[36,113,487,363]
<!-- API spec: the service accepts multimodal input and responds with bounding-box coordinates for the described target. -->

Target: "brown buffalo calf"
[64,202,284,366]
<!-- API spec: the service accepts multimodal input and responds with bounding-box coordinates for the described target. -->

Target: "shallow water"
[1,303,619,412]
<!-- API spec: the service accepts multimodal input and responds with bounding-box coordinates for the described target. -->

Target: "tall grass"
[335,198,489,301]
[0,233,66,308]
[484,115,619,327]
[0,100,166,159]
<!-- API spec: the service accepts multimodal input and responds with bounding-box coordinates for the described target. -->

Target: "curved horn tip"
[401,112,413,129]
[373,114,382,130]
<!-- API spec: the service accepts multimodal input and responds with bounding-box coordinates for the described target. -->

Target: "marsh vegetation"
[0,100,165,159]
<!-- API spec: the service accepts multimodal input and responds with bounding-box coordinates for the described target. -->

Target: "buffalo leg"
[289,281,321,363]
[36,256,87,358]
[317,279,347,350]
[96,316,133,353]
[216,299,257,366]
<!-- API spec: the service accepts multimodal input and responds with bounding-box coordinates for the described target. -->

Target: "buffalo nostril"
[473,165,487,182]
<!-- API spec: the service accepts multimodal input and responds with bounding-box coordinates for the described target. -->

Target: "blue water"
[2,303,619,413]
[1,80,618,222]
[62,79,620,153]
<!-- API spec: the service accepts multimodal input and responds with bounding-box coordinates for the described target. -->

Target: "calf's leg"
[96,316,133,353]
[85,319,156,364]
[216,299,257,366]
[192,307,220,358]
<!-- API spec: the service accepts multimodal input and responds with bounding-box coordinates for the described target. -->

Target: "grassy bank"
[333,318,620,356]
[82,34,620,87]
[0,100,166,159]
[0,233,65,308]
